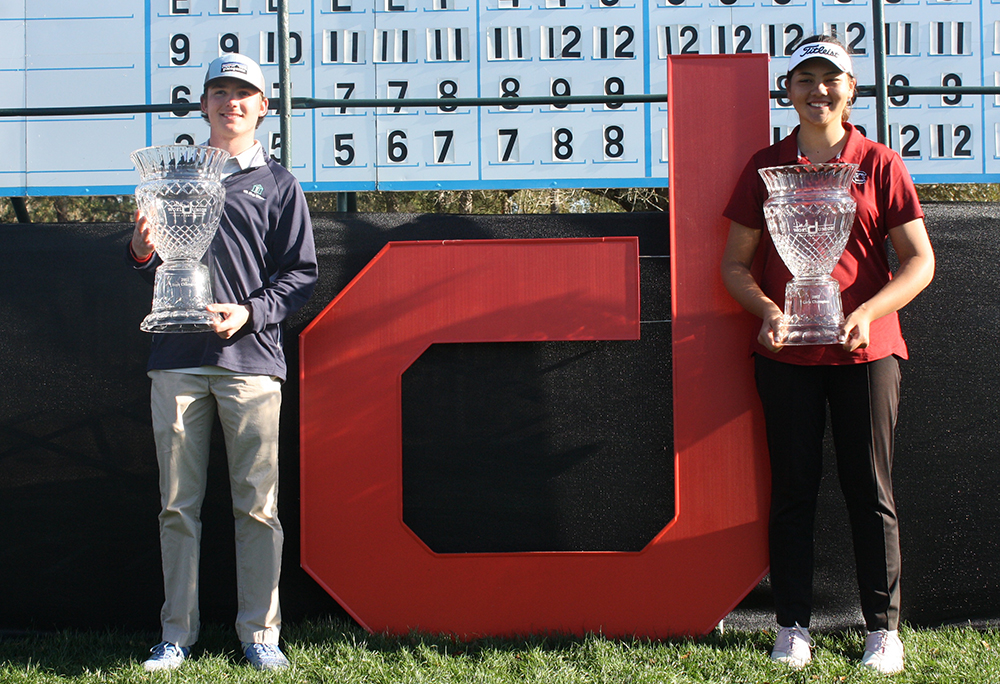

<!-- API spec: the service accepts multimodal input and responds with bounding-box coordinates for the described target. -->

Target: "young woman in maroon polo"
[720,36,935,674]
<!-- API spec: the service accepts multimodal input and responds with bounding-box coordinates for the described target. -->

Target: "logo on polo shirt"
[221,63,249,76]
[243,183,266,200]
[853,170,868,185]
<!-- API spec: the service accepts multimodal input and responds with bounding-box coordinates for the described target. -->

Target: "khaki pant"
[150,370,283,647]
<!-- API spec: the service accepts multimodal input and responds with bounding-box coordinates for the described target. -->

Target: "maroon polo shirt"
[723,123,924,365]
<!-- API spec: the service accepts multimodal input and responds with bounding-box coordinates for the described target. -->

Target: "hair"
[790,34,857,123]
[200,81,267,129]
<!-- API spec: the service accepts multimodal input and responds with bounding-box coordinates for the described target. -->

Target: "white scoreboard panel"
[5,0,1000,195]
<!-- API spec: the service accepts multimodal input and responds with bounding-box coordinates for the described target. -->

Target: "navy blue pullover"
[129,151,317,382]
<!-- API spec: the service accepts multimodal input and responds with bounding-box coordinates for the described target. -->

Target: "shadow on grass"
[4,617,974,681]
[0,625,256,677]
[0,629,157,677]
[281,615,786,660]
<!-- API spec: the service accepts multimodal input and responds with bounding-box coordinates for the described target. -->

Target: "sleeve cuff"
[129,243,154,264]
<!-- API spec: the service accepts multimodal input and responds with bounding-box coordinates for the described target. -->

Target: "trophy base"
[140,309,220,334]
[141,261,218,334]
[780,322,847,346]
[779,276,847,346]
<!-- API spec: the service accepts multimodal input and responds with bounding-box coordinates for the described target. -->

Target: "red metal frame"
[299,54,773,638]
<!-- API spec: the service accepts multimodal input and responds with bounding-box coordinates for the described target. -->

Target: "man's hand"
[131,211,156,260]
[208,303,251,339]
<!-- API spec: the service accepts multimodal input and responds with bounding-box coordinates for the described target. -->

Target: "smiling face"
[787,58,857,130]
[200,77,268,153]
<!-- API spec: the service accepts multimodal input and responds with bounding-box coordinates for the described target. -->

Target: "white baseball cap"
[787,41,853,76]
[204,52,266,93]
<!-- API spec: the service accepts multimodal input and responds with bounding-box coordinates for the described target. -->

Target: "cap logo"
[801,44,838,58]
[787,41,852,76]
[205,54,265,91]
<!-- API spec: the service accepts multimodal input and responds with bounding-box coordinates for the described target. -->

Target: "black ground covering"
[0,205,996,634]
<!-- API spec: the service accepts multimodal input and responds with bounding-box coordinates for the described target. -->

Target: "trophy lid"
[758,163,859,196]
[130,144,231,181]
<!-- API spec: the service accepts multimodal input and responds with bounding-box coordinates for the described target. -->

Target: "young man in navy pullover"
[128,52,317,672]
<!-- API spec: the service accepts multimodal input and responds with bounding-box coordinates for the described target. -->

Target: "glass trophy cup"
[131,144,230,333]
[758,163,858,345]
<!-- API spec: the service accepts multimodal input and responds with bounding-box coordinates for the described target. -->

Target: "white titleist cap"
[787,42,853,76]
[204,52,266,92]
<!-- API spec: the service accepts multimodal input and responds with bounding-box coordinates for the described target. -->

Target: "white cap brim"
[787,42,853,75]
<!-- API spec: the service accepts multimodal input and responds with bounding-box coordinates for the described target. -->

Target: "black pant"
[754,354,901,631]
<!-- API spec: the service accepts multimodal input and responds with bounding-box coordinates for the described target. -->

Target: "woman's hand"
[758,311,787,353]
[842,304,873,351]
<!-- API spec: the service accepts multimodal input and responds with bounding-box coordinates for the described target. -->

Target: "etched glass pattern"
[758,163,858,345]
[131,144,230,333]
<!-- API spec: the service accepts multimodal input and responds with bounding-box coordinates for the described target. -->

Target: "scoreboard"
[3,0,1000,195]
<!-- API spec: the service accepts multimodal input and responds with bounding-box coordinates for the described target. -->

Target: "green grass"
[1,619,998,683]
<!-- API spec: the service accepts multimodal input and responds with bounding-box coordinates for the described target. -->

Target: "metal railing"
[4,83,995,222]
[2,85,995,119]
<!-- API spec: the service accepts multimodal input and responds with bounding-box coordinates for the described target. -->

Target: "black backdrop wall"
[0,205,997,635]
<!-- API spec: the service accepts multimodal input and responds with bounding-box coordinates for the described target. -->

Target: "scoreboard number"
[604,76,625,110]
[261,32,303,64]
[760,24,805,56]
[658,25,701,56]
[593,26,636,59]
[324,30,366,64]
[11,0,1000,196]
[711,25,754,55]
[487,27,530,61]
[438,79,459,112]
[550,77,572,110]
[824,22,867,55]
[541,26,584,60]
[889,124,922,159]
[335,134,357,166]
[553,127,574,161]
[941,73,963,106]
[335,83,356,114]
[886,22,918,56]
[433,130,456,163]
[499,77,521,110]
[385,80,409,114]
[931,124,973,158]
[387,130,409,163]
[374,29,416,63]
[603,125,624,160]
[170,34,190,66]
[498,129,520,163]
[170,85,193,118]
[889,74,912,107]
[219,33,240,55]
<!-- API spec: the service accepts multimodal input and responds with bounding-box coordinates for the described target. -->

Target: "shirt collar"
[837,123,864,163]
[203,140,266,179]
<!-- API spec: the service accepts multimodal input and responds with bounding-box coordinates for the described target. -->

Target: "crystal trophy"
[758,163,859,345]
[131,144,230,333]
